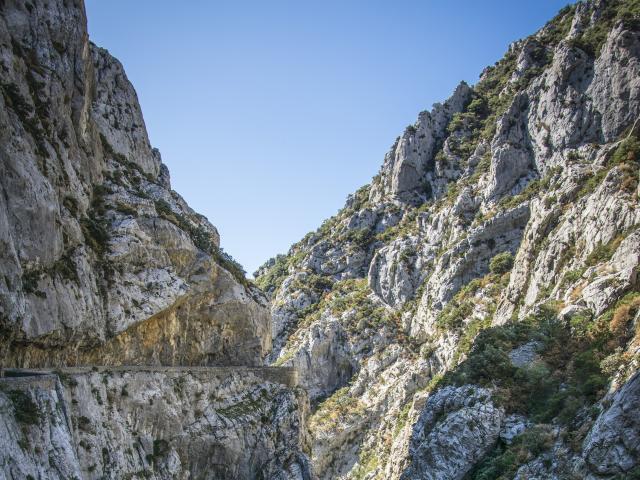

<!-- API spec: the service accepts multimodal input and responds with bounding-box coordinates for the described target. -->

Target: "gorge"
[1,0,640,479]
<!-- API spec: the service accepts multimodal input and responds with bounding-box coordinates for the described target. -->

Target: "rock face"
[256,1,640,478]
[0,1,310,478]
[0,369,310,480]
[3,0,640,478]
[582,372,640,477]
[369,82,473,205]
[396,385,504,480]
[0,0,270,367]
[0,375,81,480]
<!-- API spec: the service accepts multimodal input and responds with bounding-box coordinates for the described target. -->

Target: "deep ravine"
[2,0,640,479]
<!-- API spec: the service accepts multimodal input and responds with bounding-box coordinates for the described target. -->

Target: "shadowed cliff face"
[257,1,640,478]
[0,0,271,367]
[0,368,311,479]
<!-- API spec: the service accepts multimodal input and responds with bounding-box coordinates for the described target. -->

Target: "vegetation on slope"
[457,292,640,479]
[254,1,640,477]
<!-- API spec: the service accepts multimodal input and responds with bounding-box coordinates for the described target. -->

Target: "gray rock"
[0,0,270,367]
[583,372,640,476]
[0,369,311,480]
[0,376,81,480]
[368,236,432,308]
[369,82,472,205]
[500,414,531,444]
[508,341,543,368]
[485,92,535,202]
[398,385,504,480]
[278,318,356,402]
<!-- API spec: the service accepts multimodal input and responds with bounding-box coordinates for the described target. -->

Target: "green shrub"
[255,254,290,293]
[470,426,553,480]
[63,196,79,217]
[539,5,575,44]
[567,0,640,58]
[21,268,43,295]
[467,96,488,116]
[498,167,561,210]
[191,226,215,253]
[310,386,365,432]
[154,199,173,218]
[1,82,48,157]
[152,439,169,458]
[612,135,640,165]
[21,251,78,296]
[612,136,640,193]
[560,268,585,289]
[52,251,79,283]
[343,227,374,248]
[489,252,514,275]
[81,216,110,254]
[471,447,517,480]
[5,390,39,425]
[511,363,557,417]
[614,466,640,480]
[115,202,138,217]
[78,185,112,255]
[436,300,474,330]
[212,246,248,285]
[441,298,616,426]
[308,274,334,293]
[586,232,627,266]
[77,415,92,432]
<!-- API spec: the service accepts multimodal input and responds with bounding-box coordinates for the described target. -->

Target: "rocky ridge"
[257,1,640,478]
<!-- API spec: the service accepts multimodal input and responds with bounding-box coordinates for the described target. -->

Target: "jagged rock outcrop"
[368,236,430,308]
[0,0,270,367]
[256,1,640,478]
[395,385,504,480]
[369,82,473,205]
[582,371,640,477]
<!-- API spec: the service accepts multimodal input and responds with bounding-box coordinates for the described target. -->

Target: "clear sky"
[84,0,571,276]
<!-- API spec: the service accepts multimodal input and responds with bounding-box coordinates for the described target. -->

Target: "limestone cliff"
[0,0,270,367]
[257,1,640,478]
[0,368,310,479]
[3,0,640,478]
[0,1,312,479]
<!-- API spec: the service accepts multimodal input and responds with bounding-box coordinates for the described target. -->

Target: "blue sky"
[85,0,571,276]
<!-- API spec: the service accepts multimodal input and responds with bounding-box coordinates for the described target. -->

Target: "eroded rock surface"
[395,385,504,480]
[0,0,270,367]
[0,369,310,480]
[256,2,640,478]
[0,1,309,478]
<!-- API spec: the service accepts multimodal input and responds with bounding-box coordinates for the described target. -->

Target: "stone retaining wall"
[1,365,299,388]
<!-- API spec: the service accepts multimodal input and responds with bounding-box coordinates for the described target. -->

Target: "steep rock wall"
[0,369,311,479]
[0,0,270,367]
